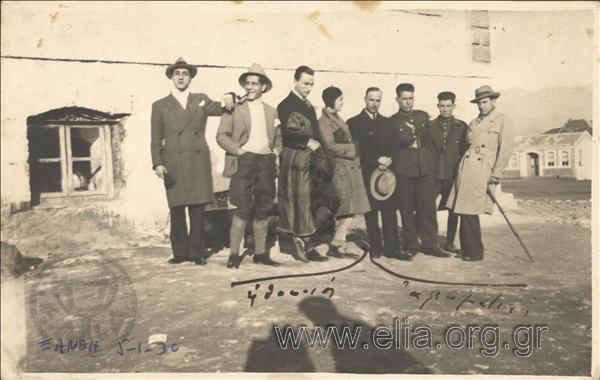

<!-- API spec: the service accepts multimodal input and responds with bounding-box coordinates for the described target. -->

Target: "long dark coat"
[317,108,370,217]
[151,93,223,208]
[347,110,397,211]
[428,116,468,182]
[428,116,468,209]
[277,92,322,237]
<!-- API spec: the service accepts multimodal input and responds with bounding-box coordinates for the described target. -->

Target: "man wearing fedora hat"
[347,87,400,259]
[217,63,282,268]
[151,57,235,265]
[446,85,514,261]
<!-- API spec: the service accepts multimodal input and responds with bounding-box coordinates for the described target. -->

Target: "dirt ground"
[0,182,592,376]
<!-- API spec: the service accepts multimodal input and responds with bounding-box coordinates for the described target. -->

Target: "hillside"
[496,86,593,136]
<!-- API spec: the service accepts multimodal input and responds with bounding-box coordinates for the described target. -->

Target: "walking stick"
[487,187,534,262]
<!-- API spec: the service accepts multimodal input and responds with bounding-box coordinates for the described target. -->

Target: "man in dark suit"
[151,57,234,265]
[347,87,400,259]
[277,65,329,262]
[429,91,468,254]
[390,83,449,259]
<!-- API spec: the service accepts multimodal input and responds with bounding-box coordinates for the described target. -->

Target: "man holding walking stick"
[445,85,514,261]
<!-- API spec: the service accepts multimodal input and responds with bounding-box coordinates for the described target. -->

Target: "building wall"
[542,167,574,178]
[503,169,521,178]
[504,133,593,180]
[1,6,495,230]
[574,136,593,180]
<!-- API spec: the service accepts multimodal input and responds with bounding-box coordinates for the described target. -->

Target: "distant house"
[504,131,592,180]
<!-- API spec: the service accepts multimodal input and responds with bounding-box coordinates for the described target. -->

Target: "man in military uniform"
[390,83,449,260]
[428,91,468,254]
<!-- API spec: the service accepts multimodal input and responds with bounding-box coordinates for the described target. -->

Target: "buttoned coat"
[390,110,434,178]
[347,110,397,211]
[276,92,323,236]
[151,93,223,208]
[445,109,514,215]
[317,108,371,217]
[428,116,469,181]
[216,101,282,178]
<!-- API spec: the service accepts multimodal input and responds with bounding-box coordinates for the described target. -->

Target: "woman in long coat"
[317,86,371,254]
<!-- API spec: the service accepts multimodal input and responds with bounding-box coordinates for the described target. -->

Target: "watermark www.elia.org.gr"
[274,318,549,358]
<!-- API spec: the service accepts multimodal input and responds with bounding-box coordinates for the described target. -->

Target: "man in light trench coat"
[445,85,514,261]
[151,57,234,265]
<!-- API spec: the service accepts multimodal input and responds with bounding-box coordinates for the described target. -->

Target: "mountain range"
[497,85,593,136]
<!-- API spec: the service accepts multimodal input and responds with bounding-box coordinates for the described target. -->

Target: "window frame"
[35,124,114,199]
[545,150,556,168]
[508,152,519,169]
[558,149,570,167]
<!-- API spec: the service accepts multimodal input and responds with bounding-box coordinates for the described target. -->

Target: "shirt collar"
[171,85,191,108]
[292,89,306,101]
[247,98,263,105]
[364,109,377,120]
[478,106,496,121]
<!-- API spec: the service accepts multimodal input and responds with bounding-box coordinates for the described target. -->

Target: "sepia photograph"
[1,1,598,379]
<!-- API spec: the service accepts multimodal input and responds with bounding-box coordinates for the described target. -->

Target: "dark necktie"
[440,121,448,152]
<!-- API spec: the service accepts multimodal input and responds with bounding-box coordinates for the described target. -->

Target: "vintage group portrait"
[1,1,598,379]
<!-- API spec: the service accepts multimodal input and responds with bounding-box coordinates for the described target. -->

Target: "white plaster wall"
[1,3,501,229]
[575,136,593,180]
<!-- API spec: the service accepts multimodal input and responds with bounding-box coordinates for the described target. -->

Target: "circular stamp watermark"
[28,254,137,346]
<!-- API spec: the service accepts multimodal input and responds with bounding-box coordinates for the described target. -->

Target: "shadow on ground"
[245,297,431,374]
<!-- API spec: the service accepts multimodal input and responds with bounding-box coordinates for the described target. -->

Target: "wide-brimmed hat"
[470,85,501,103]
[370,167,397,201]
[239,63,272,93]
[165,57,197,79]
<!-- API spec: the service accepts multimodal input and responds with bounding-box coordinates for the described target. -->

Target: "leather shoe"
[306,250,329,262]
[392,250,413,261]
[421,245,451,258]
[462,256,483,262]
[193,257,207,265]
[327,245,359,259]
[403,248,418,258]
[327,245,346,258]
[253,254,281,266]
[227,254,243,269]
[291,237,309,263]
[168,257,187,264]
[444,244,461,254]
[370,249,382,259]
[382,250,396,258]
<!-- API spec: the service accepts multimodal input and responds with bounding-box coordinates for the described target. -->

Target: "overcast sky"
[491,10,595,89]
